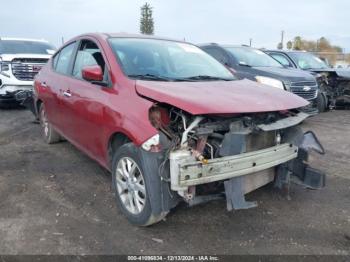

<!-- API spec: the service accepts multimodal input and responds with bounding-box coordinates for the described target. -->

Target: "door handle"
[63,91,72,97]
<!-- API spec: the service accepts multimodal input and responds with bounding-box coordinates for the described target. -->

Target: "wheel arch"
[35,99,43,119]
[107,131,133,169]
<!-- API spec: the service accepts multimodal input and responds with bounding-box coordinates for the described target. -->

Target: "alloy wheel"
[40,108,49,137]
[115,157,146,215]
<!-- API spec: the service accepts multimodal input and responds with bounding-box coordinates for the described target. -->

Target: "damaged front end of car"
[14,90,37,115]
[314,70,350,109]
[146,104,326,211]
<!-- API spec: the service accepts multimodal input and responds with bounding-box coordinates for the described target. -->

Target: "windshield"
[108,38,235,81]
[0,40,56,55]
[288,52,329,70]
[225,47,283,68]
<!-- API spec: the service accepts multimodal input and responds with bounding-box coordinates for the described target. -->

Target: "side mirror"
[82,65,103,82]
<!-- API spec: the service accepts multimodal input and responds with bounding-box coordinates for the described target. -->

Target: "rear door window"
[55,42,76,74]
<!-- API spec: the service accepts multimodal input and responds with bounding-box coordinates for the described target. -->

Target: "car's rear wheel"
[112,143,167,226]
[39,104,61,144]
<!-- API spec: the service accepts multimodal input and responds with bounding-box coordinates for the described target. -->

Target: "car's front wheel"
[39,104,61,144]
[316,92,327,113]
[112,143,167,226]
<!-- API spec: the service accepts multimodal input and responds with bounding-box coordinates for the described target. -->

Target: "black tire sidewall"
[39,103,61,144]
[111,143,153,226]
[317,92,327,112]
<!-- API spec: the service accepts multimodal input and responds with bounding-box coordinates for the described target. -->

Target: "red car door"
[59,39,112,163]
[43,42,77,135]
[35,66,60,128]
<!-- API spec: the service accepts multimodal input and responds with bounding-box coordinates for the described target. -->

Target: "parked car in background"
[265,50,350,110]
[199,44,320,114]
[34,33,325,226]
[0,37,55,108]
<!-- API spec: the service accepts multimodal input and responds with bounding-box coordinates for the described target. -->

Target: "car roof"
[198,43,256,51]
[221,45,252,48]
[198,43,250,48]
[265,49,308,53]
[198,43,220,47]
[73,32,186,44]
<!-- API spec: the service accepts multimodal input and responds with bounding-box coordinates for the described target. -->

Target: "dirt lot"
[0,109,349,255]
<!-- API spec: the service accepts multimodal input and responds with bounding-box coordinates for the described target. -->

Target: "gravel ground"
[0,109,349,255]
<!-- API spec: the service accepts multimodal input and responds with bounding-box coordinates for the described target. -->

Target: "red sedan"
[34,33,325,226]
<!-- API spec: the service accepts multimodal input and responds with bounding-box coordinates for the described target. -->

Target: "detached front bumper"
[14,90,37,116]
[170,129,325,210]
[178,143,298,187]
[0,84,34,108]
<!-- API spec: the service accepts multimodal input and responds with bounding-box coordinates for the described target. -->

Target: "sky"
[1,0,349,51]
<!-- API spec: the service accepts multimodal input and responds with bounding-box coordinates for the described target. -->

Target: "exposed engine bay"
[148,104,326,210]
[314,70,350,109]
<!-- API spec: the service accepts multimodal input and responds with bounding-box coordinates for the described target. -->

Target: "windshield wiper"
[128,74,173,81]
[178,75,233,81]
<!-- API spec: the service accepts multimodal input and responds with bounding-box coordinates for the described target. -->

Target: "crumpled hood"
[336,69,350,79]
[335,69,350,79]
[136,79,308,115]
[309,68,350,79]
[0,53,51,62]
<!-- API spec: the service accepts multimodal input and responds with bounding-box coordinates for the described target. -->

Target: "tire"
[316,92,327,113]
[111,143,167,226]
[39,104,61,144]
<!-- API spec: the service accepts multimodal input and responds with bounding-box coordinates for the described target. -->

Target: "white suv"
[0,37,55,108]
